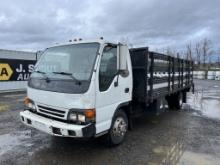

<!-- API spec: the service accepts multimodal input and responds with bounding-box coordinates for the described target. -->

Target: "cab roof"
[50,39,119,48]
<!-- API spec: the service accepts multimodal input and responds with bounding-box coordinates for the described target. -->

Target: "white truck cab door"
[95,44,132,134]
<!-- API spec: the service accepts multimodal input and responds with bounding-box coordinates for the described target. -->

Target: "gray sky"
[0,0,219,53]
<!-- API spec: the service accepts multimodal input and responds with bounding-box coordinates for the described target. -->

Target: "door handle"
[125,88,129,93]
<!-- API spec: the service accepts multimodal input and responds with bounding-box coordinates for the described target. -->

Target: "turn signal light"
[24,97,30,106]
[85,109,96,119]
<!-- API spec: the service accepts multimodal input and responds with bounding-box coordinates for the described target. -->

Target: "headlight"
[27,102,36,110]
[78,114,86,122]
[69,113,77,121]
[68,109,95,124]
[24,97,36,112]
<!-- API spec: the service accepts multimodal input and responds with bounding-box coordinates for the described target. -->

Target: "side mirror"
[117,43,129,77]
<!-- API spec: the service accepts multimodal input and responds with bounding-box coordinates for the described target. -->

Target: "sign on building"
[0,59,36,81]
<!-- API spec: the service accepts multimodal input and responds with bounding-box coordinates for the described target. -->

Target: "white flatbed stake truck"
[20,39,193,146]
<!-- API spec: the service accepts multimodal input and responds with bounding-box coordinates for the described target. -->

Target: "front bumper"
[20,110,95,138]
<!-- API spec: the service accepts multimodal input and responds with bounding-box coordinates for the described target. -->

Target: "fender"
[113,101,133,130]
[95,101,132,137]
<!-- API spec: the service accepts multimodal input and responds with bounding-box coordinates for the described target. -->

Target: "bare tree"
[218,56,220,67]
[201,38,213,66]
[195,42,202,66]
[199,38,213,78]
[218,49,220,67]
[166,47,172,56]
[186,42,193,61]
[166,47,177,57]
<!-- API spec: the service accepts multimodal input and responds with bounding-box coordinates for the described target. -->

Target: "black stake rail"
[130,47,193,103]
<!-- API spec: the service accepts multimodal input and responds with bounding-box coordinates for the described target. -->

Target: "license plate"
[34,121,46,130]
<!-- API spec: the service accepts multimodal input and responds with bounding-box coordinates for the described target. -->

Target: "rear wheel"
[105,110,128,146]
[182,91,187,103]
[174,93,183,110]
[166,92,183,110]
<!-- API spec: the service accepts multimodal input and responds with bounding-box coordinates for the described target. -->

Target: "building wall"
[0,49,38,92]
[0,49,37,60]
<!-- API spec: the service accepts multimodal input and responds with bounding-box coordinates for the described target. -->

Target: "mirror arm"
[114,72,120,87]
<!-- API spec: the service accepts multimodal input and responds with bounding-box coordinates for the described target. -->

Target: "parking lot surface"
[0,79,220,165]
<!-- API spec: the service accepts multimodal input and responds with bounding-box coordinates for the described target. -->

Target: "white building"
[0,49,38,92]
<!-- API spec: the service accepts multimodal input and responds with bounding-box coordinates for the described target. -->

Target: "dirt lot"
[0,79,220,165]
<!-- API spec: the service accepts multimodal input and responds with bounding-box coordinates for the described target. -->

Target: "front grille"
[37,105,66,119]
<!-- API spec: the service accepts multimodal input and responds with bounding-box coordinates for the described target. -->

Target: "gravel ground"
[0,79,220,165]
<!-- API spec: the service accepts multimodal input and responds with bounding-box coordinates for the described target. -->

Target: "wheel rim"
[112,117,127,138]
[179,94,183,108]
[180,98,183,105]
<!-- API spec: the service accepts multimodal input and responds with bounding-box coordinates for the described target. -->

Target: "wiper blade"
[35,70,46,74]
[52,71,72,76]
[52,72,81,85]
[34,70,50,82]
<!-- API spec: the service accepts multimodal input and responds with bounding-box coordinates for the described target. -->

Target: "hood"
[27,86,95,110]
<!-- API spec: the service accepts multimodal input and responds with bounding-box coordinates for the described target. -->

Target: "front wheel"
[105,110,128,146]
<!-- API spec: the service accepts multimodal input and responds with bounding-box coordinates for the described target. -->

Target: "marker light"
[85,109,96,119]
[24,97,29,106]
[24,97,36,112]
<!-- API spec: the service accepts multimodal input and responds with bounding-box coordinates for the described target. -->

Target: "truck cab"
[20,39,133,145]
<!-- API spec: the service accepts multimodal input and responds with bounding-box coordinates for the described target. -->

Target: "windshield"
[32,43,100,81]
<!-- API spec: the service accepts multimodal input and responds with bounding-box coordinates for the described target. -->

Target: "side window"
[99,45,118,91]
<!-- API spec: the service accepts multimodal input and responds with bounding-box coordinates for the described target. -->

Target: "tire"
[173,93,183,110]
[182,91,187,103]
[105,110,128,146]
[166,95,175,110]
[166,93,183,110]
